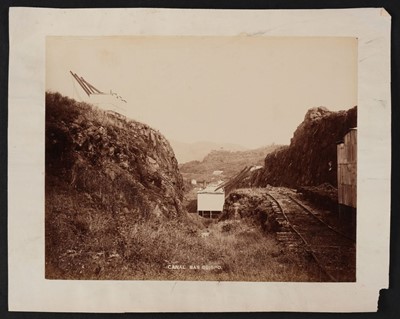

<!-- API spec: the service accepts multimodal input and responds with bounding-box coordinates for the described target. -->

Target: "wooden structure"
[337,128,357,222]
[197,185,225,218]
[70,71,127,114]
[215,166,254,195]
[70,71,105,97]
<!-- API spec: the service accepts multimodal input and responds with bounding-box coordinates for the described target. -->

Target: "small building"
[212,170,224,176]
[191,179,197,185]
[197,184,225,218]
[337,128,357,224]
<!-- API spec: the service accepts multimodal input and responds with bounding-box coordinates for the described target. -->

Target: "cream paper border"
[8,8,391,312]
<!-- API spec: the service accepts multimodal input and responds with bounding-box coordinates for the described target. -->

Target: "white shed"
[197,185,225,218]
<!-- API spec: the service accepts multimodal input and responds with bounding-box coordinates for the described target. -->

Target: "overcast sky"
[46,36,357,149]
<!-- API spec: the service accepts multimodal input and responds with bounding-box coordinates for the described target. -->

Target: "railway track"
[267,189,356,282]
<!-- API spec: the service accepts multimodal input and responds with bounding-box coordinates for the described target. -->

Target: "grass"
[45,92,321,282]
[46,188,320,281]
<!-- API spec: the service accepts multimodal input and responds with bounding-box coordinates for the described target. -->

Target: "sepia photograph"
[45,36,357,282]
[7,7,392,312]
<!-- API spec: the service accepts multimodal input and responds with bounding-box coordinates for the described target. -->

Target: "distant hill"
[170,140,248,163]
[179,145,282,184]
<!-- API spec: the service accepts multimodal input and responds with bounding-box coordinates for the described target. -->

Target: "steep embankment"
[250,106,357,188]
[45,92,185,278]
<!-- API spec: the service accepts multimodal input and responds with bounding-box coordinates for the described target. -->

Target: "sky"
[46,36,357,149]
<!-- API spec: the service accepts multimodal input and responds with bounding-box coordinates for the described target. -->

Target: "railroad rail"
[267,190,356,282]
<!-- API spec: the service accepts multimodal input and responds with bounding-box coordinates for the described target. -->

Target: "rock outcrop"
[221,188,280,233]
[46,92,184,219]
[250,106,357,188]
[45,92,185,278]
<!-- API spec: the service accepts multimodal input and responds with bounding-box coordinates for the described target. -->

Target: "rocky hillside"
[45,92,185,278]
[179,145,281,183]
[170,140,247,163]
[249,106,357,188]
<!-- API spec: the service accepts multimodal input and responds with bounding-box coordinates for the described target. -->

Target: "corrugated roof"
[197,184,225,194]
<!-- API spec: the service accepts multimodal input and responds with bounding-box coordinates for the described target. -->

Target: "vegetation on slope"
[250,106,357,188]
[170,140,247,163]
[45,92,185,278]
[45,92,326,281]
[179,145,281,184]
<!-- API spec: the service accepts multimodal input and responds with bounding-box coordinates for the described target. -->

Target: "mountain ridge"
[179,144,282,184]
[170,139,248,163]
